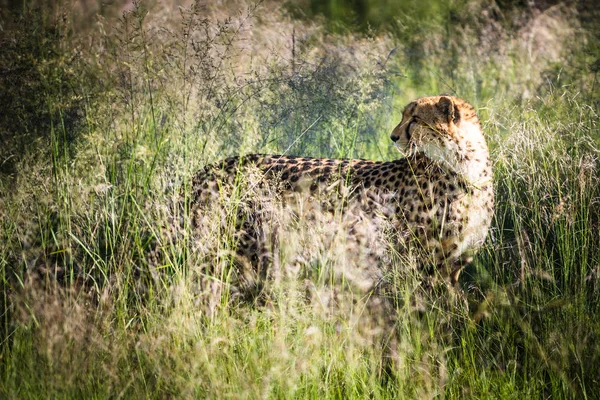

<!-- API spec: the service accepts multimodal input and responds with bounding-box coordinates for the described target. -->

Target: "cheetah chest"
[385,165,493,266]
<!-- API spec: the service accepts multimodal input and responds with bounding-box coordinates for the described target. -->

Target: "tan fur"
[191,96,494,282]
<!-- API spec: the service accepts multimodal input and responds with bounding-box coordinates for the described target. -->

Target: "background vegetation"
[1,0,599,398]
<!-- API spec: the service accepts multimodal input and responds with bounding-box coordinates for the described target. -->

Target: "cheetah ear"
[437,96,460,125]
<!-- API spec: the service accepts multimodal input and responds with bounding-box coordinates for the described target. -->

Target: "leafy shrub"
[0,6,90,178]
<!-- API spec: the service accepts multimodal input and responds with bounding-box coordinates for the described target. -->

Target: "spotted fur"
[191,96,494,283]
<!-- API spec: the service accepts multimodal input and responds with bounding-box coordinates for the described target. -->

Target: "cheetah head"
[390,95,489,184]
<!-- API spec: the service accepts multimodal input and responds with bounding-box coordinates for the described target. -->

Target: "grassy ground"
[1,0,599,398]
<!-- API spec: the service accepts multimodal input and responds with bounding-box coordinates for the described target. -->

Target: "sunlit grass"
[1,0,599,398]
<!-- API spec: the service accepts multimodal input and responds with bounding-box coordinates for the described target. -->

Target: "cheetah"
[190,95,494,284]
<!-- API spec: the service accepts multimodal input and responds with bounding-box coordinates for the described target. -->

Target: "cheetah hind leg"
[232,209,276,305]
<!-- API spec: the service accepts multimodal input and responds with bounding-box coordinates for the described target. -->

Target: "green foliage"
[1,0,600,398]
[0,5,91,178]
[293,0,451,32]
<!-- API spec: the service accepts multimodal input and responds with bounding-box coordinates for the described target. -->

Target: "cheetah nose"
[390,134,399,142]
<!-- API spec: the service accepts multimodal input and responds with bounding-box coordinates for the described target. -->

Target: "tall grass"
[1,0,599,398]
